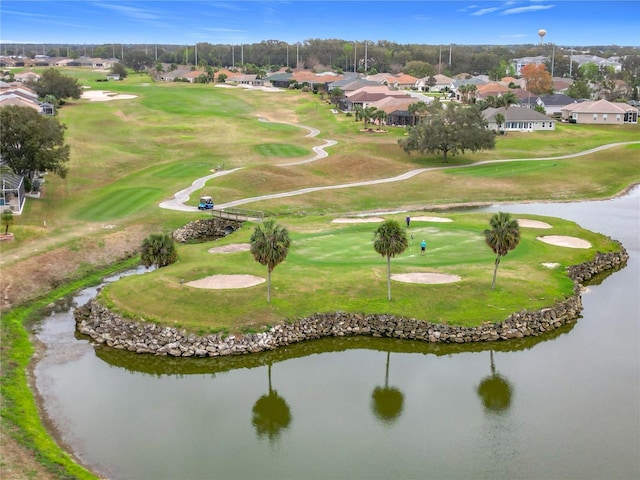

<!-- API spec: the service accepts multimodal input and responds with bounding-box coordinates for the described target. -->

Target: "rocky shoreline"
[74,247,628,357]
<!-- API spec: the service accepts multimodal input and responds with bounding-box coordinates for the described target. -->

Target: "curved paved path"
[258,117,338,166]
[160,134,639,212]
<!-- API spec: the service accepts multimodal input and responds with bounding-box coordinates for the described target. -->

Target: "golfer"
[420,240,427,255]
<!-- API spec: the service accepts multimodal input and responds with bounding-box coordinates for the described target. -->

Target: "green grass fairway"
[100,212,619,333]
[254,143,310,158]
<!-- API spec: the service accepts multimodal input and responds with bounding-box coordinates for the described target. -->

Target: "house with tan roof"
[14,71,40,83]
[475,83,513,100]
[483,106,556,132]
[415,74,453,92]
[561,99,639,124]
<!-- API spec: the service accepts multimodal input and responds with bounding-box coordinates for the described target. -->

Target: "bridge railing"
[211,208,264,222]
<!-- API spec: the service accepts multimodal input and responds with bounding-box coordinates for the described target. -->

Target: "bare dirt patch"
[391,272,461,284]
[332,217,385,224]
[185,274,265,289]
[537,235,591,249]
[208,243,251,254]
[518,219,552,229]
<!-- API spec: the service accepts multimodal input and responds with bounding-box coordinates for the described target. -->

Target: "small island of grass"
[95,211,623,340]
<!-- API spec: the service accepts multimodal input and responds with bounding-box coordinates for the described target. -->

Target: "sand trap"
[410,216,453,223]
[185,274,265,289]
[81,90,138,102]
[208,243,251,254]
[542,262,561,269]
[392,272,461,284]
[332,217,385,223]
[518,219,552,229]
[537,235,591,249]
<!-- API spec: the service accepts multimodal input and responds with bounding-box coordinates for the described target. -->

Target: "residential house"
[0,170,26,215]
[451,77,487,101]
[535,94,577,116]
[342,85,407,112]
[328,77,378,94]
[383,73,418,90]
[265,72,293,88]
[227,74,264,86]
[415,73,453,92]
[561,99,639,124]
[512,56,547,76]
[551,77,573,94]
[14,71,40,83]
[0,83,42,112]
[499,77,526,89]
[371,95,432,126]
[475,83,513,101]
[483,106,556,132]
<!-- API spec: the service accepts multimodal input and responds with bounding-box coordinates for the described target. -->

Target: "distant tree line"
[3,41,638,83]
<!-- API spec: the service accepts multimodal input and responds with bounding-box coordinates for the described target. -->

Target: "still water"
[34,188,639,480]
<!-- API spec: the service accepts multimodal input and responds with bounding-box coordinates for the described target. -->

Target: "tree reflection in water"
[371,351,404,425]
[477,350,513,414]
[252,363,292,442]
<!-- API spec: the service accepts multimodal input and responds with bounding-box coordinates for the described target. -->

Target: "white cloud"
[471,7,502,16]
[501,4,556,15]
[95,3,162,21]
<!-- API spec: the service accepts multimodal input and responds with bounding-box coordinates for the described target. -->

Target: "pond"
[34,187,639,479]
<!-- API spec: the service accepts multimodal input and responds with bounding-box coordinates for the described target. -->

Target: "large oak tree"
[29,68,82,101]
[399,103,495,163]
[0,105,70,182]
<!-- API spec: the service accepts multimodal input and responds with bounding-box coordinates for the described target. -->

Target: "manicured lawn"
[100,212,619,332]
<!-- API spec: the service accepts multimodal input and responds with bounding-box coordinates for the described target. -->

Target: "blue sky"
[1,1,639,47]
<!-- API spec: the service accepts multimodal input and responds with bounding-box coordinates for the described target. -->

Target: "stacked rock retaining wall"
[172,218,243,243]
[74,249,628,357]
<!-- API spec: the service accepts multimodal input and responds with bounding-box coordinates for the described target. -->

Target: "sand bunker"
[81,90,138,102]
[411,216,453,223]
[332,217,385,223]
[542,262,561,269]
[392,272,461,284]
[518,219,552,229]
[537,235,591,249]
[185,274,265,289]
[208,243,251,254]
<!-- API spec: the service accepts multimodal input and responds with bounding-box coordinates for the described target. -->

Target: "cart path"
[258,116,338,166]
[159,140,639,212]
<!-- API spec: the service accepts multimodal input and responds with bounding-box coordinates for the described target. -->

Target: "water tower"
[538,29,547,45]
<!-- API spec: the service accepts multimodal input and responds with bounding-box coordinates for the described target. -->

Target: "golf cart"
[198,196,214,210]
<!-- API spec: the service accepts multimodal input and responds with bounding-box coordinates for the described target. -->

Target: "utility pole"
[364,40,368,73]
[232,45,235,68]
[354,42,357,72]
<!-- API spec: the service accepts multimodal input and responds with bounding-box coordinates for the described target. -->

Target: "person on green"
[420,239,427,255]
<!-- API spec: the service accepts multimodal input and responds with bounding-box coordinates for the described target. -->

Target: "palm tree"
[495,112,505,133]
[496,91,519,109]
[2,209,14,235]
[353,104,363,122]
[373,220,408,301]
[363,106,377,128]
[252,363,292,442]
[250,219,291,302]
[140,232,177,268]
[373,109,387,128]
[483,212,520,289]
[371,351,404,425]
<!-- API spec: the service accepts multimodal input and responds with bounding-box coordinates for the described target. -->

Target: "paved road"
[159,135,639,212]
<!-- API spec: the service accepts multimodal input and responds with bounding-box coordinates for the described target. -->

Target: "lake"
[34,187,639,479]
